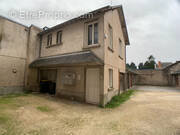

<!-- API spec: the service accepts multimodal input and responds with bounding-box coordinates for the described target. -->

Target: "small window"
[88,24,93,45]
[94,23,98,44]
[109,25,113,49]
[87,22,98,45]
[119,39,123,58]
[56,31,62,44]
[109,69,113,88]
[47,34,52,46]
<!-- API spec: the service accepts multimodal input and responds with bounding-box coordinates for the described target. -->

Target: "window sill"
[46,43,63,48]
[108,46,114,52]
[119,55,123,60]
[83,44,100,49]
[108,87,114,92]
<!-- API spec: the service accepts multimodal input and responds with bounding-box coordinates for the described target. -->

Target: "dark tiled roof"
[163,61,180,70]
[29,51,103,68]
[171,71,180,75]
[161,62,173,69]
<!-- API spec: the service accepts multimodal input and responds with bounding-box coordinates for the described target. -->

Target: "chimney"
[43,26,49,31]
[157,61,162,69]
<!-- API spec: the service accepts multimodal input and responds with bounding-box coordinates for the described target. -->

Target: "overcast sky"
[0,0,180,65]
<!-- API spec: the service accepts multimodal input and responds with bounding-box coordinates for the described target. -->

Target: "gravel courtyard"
[0,88,180,135]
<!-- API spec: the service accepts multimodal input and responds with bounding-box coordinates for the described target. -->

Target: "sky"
[0,0,180,65]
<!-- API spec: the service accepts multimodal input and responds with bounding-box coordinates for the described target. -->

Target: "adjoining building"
[135,61,180,87]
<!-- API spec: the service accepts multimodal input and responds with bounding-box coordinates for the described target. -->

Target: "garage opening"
[119,73,125,92]
[40,69,57,95]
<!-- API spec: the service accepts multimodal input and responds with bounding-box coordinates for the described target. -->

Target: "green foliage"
[148,55,155,62]
[105,90,136,108]
[138,55,156,69]
[138,62,144,69]
[130,62,137,69]
[126,63,130,69]
[0,115,9,124]
[37,106,52,112]
[0,94,28,104]
[126,62,137,69]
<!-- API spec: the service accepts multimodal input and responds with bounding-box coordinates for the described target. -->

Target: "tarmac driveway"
[133,85,180,92]
[1,87,180,135]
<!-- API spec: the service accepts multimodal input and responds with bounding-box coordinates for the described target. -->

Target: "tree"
[143,55,156,69]
[138,62,144,69]
[148,55,155,62]
[126,63,130,69]
[130,62,137,69]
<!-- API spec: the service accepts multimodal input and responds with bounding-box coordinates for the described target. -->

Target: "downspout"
[39,35,42,58]
[37,35,42,87]
[24,26,31,90]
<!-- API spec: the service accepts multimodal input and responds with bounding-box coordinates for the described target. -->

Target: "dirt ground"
[1,89,180,135]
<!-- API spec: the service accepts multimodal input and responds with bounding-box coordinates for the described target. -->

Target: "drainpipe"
[39,35,42,58]
[24,26,31,90]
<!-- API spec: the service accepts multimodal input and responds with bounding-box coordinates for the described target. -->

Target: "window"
[47,34,52,46]
[119,39,123,58]
[109,69,113,88]
[88,24,92,45]
[56,31,62,44]
[88,22,98,45]
[109,24,113,49]
[94,23,98,44]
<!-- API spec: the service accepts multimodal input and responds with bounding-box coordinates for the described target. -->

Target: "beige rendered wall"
[56,67,85,101]
[25,25,42,91]
[40,15,104,60]
[103,9,126,104]
[0,17,28,94]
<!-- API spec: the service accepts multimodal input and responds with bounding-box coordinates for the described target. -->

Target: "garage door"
[86,68,100,104]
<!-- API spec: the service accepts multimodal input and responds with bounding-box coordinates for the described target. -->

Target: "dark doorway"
[119,73,125,93]
[175,75,179,87]
[40,69,57,95]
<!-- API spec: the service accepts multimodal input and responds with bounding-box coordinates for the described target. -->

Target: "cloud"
[0,0,179,64]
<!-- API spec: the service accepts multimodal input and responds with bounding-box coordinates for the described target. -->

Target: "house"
[156,61,173,69]
[135,61,180,87]
[0,5,130,106]
[163,61,180,87]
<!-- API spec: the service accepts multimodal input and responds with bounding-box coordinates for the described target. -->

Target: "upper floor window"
[88,22,98,45]
[56,31,62,44]
[119,39,123,59]
[47,34,52,46]
[109,24,113,49]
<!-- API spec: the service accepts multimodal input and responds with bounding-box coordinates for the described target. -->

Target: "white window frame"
[56,31,62,44]
[109,24,113,49]
[47,34,52,46]
[87,21,98,45]
[109,69,113,88]
[119,39,123,59]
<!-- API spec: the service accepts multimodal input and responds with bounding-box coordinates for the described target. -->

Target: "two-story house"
[28,5,130,106]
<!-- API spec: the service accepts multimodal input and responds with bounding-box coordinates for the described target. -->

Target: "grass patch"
[0,115,9,124]
[0,93,28,104]
[105,90,136,108]
[37,106,52,112]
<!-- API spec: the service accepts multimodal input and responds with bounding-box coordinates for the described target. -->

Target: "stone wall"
[0,16,28,94]
[135,70,169,86]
